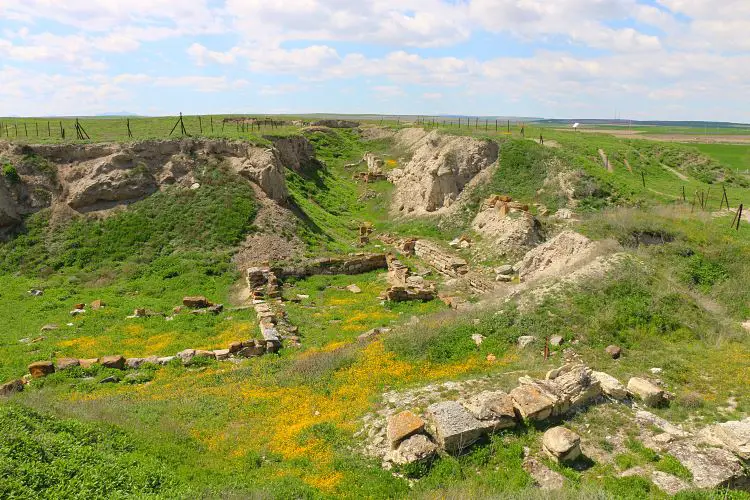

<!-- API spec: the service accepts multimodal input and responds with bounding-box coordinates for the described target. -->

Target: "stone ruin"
[358,362,750,493]
[472,194,543,257]
[269,253,387,280]
[358,222,374,245]
[413,240,469,278]
[381,254,436,302]
[352,152,388,183]
[246,267,299,348]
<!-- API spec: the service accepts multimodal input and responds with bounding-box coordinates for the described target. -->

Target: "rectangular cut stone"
[426,401,491,454]
[510,385,554,421]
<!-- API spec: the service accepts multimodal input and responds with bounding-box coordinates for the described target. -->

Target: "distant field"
[694,144,750,172]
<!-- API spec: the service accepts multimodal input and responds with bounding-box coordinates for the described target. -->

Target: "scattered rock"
[549,335,564,347]
[74,303,85,310]
[99,376,118,384]
[650,367,663,375]
[523,457,564,490]
[100,355,126,370]
[55,358,80,371]
[471,334,485,346]
[385,434,438,465]
[486,353,497,362]
[542,426,582,463]
[358,327,389,344]
[387,411,425,449]
[605,345,622,359]
[228,341,243,354]
[28,289,44,296]
[346,284,362,294]
[28,361,55,378]
[194,349,215,359]
[650,471,691,495]
[207,304,224,315]
[176,349,196,363]
[628,377,666,407]
[592,371,627,400]
[237,342,266,358]
[157,356,175,365]
[91,299,105,310]
[517,336,536,349]
[0,379,24,397]
[183,296,210,308]
[40,324,58,332]
[635,410,689,438]
[495,264,514,276]
[70,308,85,316]
[79,358,99,369]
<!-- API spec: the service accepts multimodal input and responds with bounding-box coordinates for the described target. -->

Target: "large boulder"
[387,411,425,449]
[100,355,126,370]
[542,427,582,463]
[701,418,750,460]
[385,434,438,465]
[55,358,80,371]
[461,391,517,430]
[28,361,55,378]
[425,401,493,453]
[667,440,750,490]
[509,385,554,421]
[0,379,24,396]
[592,371,627,400]
[627,377,666,407]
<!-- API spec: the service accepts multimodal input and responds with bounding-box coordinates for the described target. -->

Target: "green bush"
[0,404,183,498]
[2,162,20,183]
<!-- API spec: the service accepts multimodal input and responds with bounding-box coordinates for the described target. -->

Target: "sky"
[0,0,748,121]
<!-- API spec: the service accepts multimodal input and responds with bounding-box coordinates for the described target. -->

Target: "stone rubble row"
[1,295,291,396]
[372,363,749,492]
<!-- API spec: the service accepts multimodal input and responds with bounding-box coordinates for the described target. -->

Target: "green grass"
[694,144,750,173]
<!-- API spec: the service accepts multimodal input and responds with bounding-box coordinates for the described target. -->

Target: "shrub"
[2,162,20,183]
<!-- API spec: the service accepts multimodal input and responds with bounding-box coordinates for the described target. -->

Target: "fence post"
[641,171,646,188]
[737,204,744,230]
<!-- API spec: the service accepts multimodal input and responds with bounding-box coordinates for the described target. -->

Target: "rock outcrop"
[0,136,321,230]
[390,129,499,215]
[516,231,601,282]
[472,195,543,257]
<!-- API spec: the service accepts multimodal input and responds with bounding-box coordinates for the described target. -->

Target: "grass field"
[2,121,750,498]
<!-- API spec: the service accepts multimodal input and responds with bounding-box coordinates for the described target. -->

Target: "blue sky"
[1,0,749,120]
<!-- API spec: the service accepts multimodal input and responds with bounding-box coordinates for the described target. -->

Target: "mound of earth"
[517,231,604,282]
[472,210,543,257]
[389,129,499,215]
[0,136,319,231]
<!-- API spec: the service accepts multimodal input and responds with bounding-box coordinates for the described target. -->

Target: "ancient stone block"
[426,401,491,453]
[387,411,425,449]
[100,355,126,370]
[543,427,582,463]
[627,377,665,407]
[28,361,55,378]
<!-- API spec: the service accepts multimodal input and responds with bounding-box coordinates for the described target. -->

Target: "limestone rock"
[549,335,564,347]
[55,358,80,370]
[183,296,210,308]
[628,377,666,407]
[237,342,266,357]
[157,356,176,365]
[228,341,243,353]
[542,427,581,463]
[100,355,126,370]
[40,324,59,332]
[635,411,689,438]
[495,264,513,276]
[386,434,438,465]
[391,129,499,215]
[517,336,536,349]
[592,371,627,400]
[91,299,105,310]
[0,379,24,397]
[605,345,622,359]
[425,401,491,453]
[701,418,750,460]
[651,471,691,495]
[667,440,749,490]
[472,209,542,256]
[346,284,362,294]
[28,361,55,378]
[461,391,516,430]
[510,385,553,421]
[522,457,564,490]
[194,349,215,359]
[79,358,99,369]
[125,358,146,369]
[386,411,425,449]
[213,349,231,361]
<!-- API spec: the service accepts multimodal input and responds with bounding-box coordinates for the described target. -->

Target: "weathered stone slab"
[651,471,691,495]
[387,411,425,449]
[183,296,210,308]
[702,417,750,460]
[100,355,126,370]
[213,349,231,361]
[510,384,554,421]
[461,390,516,430]
[667,441,750,490]
[426,401,490,453]
[628,377,665,407]
[79,358,99,369]
[592,371,627,400]
[55,358,80,370]
[385,434,438,465]
[0,379,24,396]
[28,361,55,378]
[523,457,564,490]
[543,427,581,463]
